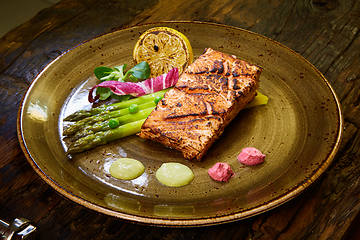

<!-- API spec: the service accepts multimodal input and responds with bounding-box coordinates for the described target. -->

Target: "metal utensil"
[0,218,36,240]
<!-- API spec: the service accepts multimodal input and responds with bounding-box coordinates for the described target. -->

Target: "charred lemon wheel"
[133,27,193,77]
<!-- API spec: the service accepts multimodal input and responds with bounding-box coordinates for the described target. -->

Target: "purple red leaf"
[88,68,179,103]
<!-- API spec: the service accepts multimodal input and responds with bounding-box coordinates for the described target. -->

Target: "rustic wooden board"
[0,0,359,239]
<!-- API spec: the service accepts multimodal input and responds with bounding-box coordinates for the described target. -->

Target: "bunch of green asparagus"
[63,90,268,154]
[63,89,167,154]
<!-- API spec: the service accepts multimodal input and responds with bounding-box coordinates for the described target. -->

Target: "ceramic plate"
[17,22,342,226]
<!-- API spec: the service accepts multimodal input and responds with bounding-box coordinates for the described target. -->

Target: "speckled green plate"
[17,21,342,227]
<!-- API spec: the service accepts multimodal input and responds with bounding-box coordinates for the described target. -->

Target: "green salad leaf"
[94,66,114,80]
[96,86,112,101]
[93,62,150,101]
[125,61,151,81]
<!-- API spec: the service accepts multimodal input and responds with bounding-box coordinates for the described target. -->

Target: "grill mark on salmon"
[139,48,262,161]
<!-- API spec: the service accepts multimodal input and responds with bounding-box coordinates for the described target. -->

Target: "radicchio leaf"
[88,68,179,103]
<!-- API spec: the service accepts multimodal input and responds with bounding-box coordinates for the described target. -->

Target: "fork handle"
[0,218,36,240]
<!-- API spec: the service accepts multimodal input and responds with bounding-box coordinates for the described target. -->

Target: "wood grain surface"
[1,0,359,239]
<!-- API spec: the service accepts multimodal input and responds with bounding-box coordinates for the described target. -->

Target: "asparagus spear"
[64,89,167,121]
[72,107,155,140]
[63,101,156,136]
[67,119,146,154]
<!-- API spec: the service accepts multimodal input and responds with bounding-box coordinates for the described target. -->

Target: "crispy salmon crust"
[138,48,262,161]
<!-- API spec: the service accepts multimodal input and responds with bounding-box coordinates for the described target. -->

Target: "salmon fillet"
[138,48,262,161]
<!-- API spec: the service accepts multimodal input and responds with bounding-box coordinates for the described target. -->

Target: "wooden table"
[1,0,359,239]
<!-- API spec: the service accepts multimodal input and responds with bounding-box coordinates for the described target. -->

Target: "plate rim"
[17,20,343,227]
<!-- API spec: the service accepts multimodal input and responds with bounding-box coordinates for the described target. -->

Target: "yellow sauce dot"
[156,162,194,187]
[109,158,145,180]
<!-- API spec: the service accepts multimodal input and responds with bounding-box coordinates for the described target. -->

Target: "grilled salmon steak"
[139,48,262,161]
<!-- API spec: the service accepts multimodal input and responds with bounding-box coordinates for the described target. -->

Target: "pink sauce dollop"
[237,147,265,166]
[208,162,234,182]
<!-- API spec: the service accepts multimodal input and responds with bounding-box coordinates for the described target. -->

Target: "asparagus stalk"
[63,101,156,136]
[67,119,146,154]
[64,89,167,121]
[72,107,155,140]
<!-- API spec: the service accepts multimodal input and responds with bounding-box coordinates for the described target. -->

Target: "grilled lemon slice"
[133,27,193,77]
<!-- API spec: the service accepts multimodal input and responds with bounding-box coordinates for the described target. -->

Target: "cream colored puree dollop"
[156,162,194,187]
[109,158,145,180]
